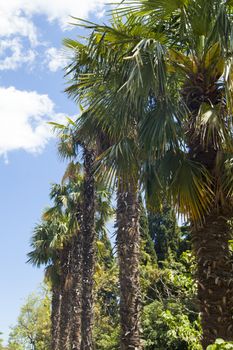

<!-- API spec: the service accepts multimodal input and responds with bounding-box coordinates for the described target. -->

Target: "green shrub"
[207,339,233,350]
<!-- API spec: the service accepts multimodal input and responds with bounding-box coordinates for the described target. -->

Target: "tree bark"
[51,286,61,350]
[192,210,233,348]
[70,208,83,350]
[182,70,233,347]
[80,147,96,350]
[58,243,72,350]
[116,179,142,350]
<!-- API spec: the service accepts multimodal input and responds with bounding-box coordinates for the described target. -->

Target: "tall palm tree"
[70,203,83,350]
[56,156,85,350]
[116,180,141,350]
[78,145,96,350]
[53,120,115,349]
[61,160,114,350]
[118,2,233,346]
[64,29,144,349]
[64,3,233,346]
[52,119,97,349]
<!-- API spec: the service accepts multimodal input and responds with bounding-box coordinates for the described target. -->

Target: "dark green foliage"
[94,262,119,350]
[139,195,157,264]
[179,224,192,256]
[141,251,201,350]
[92,221,120,349]
[148,207,181,264]
[140,201,201,349]
[142,300,201,350]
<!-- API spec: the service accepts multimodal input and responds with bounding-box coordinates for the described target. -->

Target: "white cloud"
[0,0,112,71]
[0,2,114,153]
[0,6,38,44]
[0,86,67,159]
[0,38,35,71]
[45,47,68,72]
[22,0,109,28]
[0,0,110,37]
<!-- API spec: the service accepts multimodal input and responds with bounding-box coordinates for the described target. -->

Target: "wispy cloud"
[45,47,68,72]
[0,38,35,71]
[0,8,38,44]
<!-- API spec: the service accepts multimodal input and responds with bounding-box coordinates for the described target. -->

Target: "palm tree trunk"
[51,286,61,350]
[80,147,96,350]
[192,210,233,348]
[116,179,141,350]
[58,243,72,350]
[70,206,83,350]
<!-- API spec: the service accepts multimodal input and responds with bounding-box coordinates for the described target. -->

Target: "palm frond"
[95,137,140,188]
[144,152,214,222]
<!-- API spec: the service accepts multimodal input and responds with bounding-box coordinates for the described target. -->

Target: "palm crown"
[63,0,233,222]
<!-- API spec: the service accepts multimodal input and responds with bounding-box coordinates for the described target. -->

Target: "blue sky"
[0,1,111,343]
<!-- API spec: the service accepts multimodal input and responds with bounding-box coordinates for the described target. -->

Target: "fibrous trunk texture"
[58,243,72,350]
[116,179,141,350]
[182,67,233,347]
[80,147,96,350]
[51,286,61,350]
[70,205,83,350]
[193,211,233,348]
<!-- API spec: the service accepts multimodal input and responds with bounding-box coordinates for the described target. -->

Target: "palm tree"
[61,160,104,350]
[52,168,86,350]
[77,145,96,350]
[53,120,116,349]
[70,202,83,350]
[115,180,141,350]
[52,119,97,349]
[81,146,114,350]
[64,3,233,346]
[118,2,233,346]
[64,29,144,349]
[47,182,80,350]
[27,218,66,350]
[28,175,82,350]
